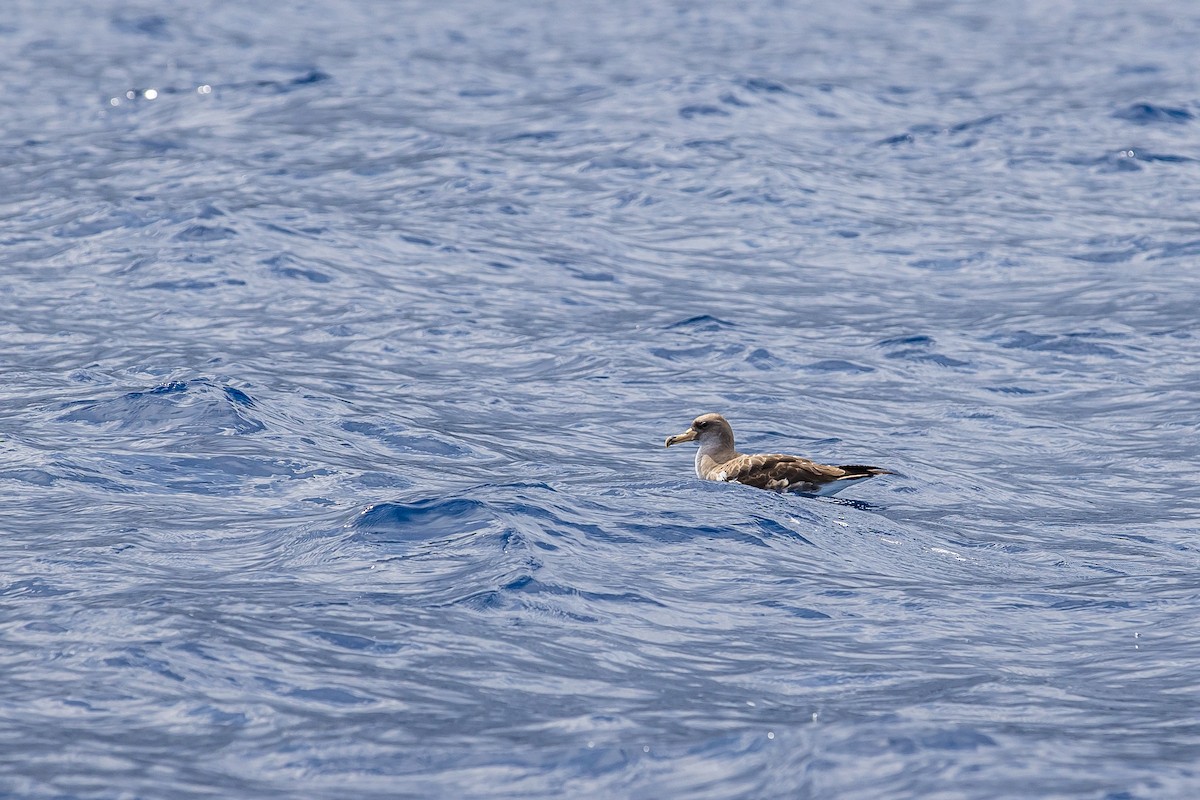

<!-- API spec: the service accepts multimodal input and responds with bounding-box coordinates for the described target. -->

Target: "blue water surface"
[2,1,1199,797]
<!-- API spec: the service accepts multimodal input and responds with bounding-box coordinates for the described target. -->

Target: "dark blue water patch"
[53,211,148,238]
[913,728,998,751]
[461,575,601,623]
[566,268,616,282]
[177,203,226,221]
[270,263,333,283]
[1115,63,1162,76]
[109,70,332,107]
[679,104,731,119]
[1048,597,1136,611]
[501,575,664,609]
[91,454,327,495]
[680,138,739,158]
[286,687,373,706]
[351,498,503,543]
[223,70,333,95]
[109,381,229,411]
[340,420,470,457]
[1113,103,1194,124]
[877,335,970,368]
[1149,239,1200,260]
[1082,149,1197,172]
[1,578,71,598]
[187,705,250,728]
[498,130,560,144]
[307,628,405,652]
[1071,234,1155,263]
[650,344,742,362]
[755,600,832,619]
[110,12,170,38]
[894,352,970,368]
[876,114,1002,146]
[988,331,1123,358]
[399,234,437,247]
[165,455,328,481]
[1130,151,1195,163]
[290,69,330,86]
[48,461,140,492]
[751,516,811,544]
[0,468,58,487]
[56,379,266,435]
[223,387,254,406]
[458,86,504,98]
[802,359,875,374]
[140,277,247,291]
[742,77,790,94]
[984,385,1047,396]
[453,589,507,612]
[1089,151,1143,172]
[746,347,783,370]
[615,515,776,548]
[823,496,882,512]
[909,252,986,271]
[260,222,328,239]
[581,155,655,172]
[103,647,186,683]
[664,314,735,332]
[1113,533,1157,546]
[175,224,237,242]
[949,113,1003,133]
[878,335,934,347]
[730,189,791,205]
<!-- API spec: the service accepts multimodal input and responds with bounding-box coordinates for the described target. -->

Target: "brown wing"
[717,454,852,493]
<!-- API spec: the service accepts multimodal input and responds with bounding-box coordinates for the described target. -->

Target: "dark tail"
[838,464,894,479]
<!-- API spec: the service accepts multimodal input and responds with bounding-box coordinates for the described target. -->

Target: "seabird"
[665,413,892,496]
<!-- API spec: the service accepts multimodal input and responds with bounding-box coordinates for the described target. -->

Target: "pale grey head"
[664,413,738,458]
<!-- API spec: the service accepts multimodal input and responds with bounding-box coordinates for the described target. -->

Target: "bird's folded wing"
[712,454,849,491]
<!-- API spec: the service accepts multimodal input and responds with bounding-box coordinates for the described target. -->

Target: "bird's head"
[664,413,734,449]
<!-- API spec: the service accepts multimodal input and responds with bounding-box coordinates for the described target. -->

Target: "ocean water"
[2,1,1199,797]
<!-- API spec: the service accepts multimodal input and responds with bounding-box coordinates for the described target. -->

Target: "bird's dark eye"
[695,421,708,430]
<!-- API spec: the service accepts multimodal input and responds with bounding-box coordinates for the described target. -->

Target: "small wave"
[56,378,266,435]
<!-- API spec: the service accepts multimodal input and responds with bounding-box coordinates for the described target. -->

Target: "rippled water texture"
[3,1,1199,797]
